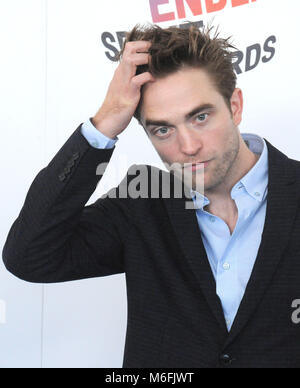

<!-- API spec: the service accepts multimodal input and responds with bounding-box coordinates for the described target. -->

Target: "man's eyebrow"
[145,103,215,128]
[186,103,215,119]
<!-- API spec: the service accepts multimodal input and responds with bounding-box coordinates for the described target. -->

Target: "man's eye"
[195,113,209,122]
[154,127,169,136]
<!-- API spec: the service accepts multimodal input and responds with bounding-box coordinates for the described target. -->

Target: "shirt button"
[210,217,216,223]
[223,263,230,271]
[219,354,234,366]
[255,192,261,197]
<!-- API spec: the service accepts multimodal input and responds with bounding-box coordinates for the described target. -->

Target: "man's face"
[140,66,243,193]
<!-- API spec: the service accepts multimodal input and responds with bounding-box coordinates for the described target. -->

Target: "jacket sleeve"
[2,124,133,283]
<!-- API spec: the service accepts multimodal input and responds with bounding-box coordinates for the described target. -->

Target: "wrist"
[91,116,118,140]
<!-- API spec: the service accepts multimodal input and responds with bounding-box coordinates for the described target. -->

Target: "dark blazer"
[2,124,300,368]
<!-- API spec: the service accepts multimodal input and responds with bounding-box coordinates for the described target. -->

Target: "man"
[2,24,300,368]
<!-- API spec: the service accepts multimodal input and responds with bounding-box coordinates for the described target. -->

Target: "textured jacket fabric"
[2,124,300,368]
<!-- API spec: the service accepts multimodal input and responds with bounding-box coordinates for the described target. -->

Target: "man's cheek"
[155,146,174,163]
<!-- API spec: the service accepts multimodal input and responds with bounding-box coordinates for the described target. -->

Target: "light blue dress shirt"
[191,134,268,331]
[81,118,119,149]
[81,120,269,332]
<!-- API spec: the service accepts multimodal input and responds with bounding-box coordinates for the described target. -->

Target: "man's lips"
[183,160,211,170]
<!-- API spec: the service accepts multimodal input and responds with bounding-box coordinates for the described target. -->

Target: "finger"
[126,53,151,66]
[124,40,152,55]
[131,72,155,89]
[121,52,151,79]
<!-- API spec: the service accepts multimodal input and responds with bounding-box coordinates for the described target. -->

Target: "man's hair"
[116,22,238,125]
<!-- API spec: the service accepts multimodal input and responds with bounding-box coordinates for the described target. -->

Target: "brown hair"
[116,22,238,125]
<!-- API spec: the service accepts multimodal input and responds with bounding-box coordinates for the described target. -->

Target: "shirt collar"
[190,133,269,210]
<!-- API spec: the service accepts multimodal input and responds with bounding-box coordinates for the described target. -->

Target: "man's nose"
[178,126,203,156]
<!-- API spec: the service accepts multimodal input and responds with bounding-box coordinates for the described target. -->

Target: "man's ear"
[230,88,243,126]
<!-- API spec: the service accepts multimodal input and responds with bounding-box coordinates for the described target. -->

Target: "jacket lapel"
[162,139,299,342]
[224,139,299,347]
[162,171,228,333]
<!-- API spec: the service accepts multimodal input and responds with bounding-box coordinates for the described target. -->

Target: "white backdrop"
[0,0,299,368]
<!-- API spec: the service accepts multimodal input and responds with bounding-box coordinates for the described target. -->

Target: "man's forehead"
[139,68,222,126]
